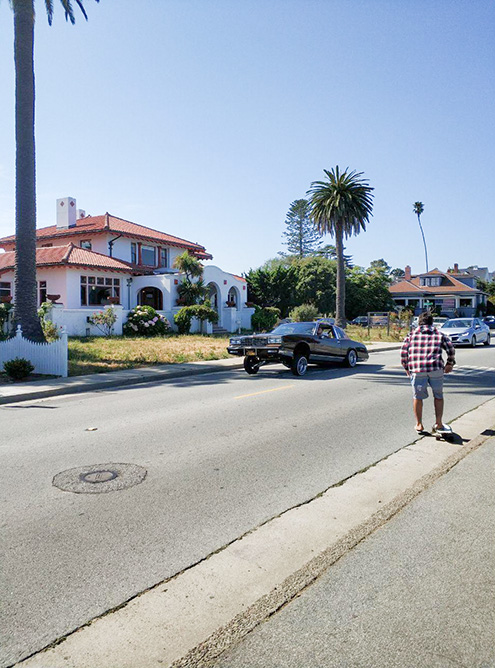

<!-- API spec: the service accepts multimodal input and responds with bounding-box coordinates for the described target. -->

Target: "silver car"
[440,318,491,347]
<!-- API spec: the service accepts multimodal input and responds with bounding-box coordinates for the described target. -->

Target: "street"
[1,346,494,667]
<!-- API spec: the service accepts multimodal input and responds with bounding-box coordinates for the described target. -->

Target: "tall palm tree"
[413,201,428,273]
[10,0,98,340]
[307,167,374,328]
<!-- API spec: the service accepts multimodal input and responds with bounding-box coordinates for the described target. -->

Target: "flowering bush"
[88,307,118,337]
[123,305,171,337]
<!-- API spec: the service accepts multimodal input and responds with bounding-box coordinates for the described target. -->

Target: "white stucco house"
[0,197,254,335]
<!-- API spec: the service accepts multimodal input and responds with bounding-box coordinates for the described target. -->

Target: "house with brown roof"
[389,264,487,317]
[0,197,252,334]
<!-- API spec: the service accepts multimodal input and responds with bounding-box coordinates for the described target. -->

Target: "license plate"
[246,350,256,356]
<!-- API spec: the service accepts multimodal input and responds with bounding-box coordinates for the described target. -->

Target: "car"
[483,316,495,330]
[227,320,369,376]
[411,316,448,330]
[351,316,368,327]
[440,318,491,347]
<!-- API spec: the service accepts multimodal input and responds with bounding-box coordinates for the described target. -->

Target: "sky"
[0,0,494,276]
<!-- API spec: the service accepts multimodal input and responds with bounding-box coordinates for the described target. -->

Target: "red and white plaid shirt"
[401,325,456,374]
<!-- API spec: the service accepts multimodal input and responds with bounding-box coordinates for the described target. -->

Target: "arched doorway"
[207,282,220,312]
[138,286,163,310]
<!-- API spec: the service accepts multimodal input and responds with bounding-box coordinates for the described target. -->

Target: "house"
[0,197,253,334]
[389,264,487,317]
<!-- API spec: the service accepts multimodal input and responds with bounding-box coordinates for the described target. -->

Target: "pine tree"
[281,199,322,257]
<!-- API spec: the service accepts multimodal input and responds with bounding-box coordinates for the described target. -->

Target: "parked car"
[483,316,495,330]
[411,316,448,330]
[440,318,490,347]
[227,320,369,376]
[351,316,368,327]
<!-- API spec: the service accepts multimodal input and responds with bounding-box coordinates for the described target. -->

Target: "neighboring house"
[389,265,487,317]
[456,264,495,283]
[0,197,252,334]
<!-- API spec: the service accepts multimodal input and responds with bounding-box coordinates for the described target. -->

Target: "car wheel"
[470,336,477,348]
[291,353,308,376]
[345,349,358,368]
[243,356,260,375]
[484,335,491,346]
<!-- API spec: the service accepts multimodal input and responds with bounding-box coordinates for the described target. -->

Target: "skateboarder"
[401,311,456,434]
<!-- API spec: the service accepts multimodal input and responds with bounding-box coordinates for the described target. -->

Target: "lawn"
[68,327,407,377]
[68,335,231,376]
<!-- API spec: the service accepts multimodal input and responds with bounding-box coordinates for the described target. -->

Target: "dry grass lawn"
[68,335,230,376]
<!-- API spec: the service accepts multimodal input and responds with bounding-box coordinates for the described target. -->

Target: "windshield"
[270,322,316,335]
[442,319,473,329]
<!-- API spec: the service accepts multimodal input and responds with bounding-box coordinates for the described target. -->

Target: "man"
[401,311,456,434]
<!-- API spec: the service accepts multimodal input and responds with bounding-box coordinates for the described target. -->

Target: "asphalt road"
[1,346,494,667]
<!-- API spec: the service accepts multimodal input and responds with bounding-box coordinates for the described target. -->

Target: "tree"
[245,263,298,317]
[345,262,394,320]
[173,251,208,305]
[413,201,428,273]
[307,167,374,327]
[391,267,406,280]
[315,244,353,267]
[280,199,321,258]
[10,0,99,341]
[294,256,337,315]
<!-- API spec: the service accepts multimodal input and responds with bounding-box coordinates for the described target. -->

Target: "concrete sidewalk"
[17,397,495,668]
[0,342,400,405]
[214,439,495,668]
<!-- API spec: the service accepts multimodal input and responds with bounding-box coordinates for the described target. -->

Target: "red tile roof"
[0,212,213,259]
[390,271,481,295]
[0,245,139,274]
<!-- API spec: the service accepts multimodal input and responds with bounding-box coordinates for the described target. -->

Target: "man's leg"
[434,397,444,429]
[413,398,423,430]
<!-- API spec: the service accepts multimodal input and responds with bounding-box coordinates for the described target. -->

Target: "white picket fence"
[0,325,68,377]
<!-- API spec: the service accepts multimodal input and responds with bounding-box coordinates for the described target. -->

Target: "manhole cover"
[53,463,147,494]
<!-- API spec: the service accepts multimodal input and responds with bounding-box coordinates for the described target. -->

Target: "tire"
[345,349,358,368]
[471,336,477,348]
[484,335,491,346]
[291,353,308,376]
[243,356,260,374]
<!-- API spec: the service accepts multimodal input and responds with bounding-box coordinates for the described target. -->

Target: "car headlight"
[267,337,282,344]
[229,338,242,345]
[459,331,470,337]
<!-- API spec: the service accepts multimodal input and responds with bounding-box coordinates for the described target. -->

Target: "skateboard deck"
[431,425,455,442]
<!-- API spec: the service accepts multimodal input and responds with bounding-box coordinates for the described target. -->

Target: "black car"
[483,316,495,330]
[227,320,369,376]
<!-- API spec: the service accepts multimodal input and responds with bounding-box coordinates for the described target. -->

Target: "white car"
[440,318,491,347]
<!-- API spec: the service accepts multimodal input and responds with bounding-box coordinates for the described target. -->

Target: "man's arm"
[401,335,411,375]
[442,334,456,373]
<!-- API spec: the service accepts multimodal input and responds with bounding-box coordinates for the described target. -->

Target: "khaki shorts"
[410,369,444,400]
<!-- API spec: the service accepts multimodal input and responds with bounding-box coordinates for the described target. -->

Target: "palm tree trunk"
[416,214,429,273]
[335,223,346,328]
[12,0,44,341]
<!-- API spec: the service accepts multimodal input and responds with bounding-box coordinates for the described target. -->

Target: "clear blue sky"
[1,0,494,275]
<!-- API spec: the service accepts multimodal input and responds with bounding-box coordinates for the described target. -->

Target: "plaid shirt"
[401,325,456,374]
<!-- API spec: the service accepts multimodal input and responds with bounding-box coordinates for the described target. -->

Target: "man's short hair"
[418,311,433,326]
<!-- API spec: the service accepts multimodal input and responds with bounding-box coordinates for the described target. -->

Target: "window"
[41,243,53,248]
[141,245,155,266]
[420,276,442,287]
[39,280,47,305]
[80,240,92,250]
[130,243,137,264]
[160,248,168,267]
[460,298,473,308]
[80,275,121,306]
[227,287,238,307]
[0,282,11,299]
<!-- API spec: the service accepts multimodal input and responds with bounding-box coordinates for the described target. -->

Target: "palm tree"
[307,167,374,327]
[10,0,98,340]
[413,201,428,273]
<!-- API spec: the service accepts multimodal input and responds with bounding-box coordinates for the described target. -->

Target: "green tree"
[413,201,428,273]
[294,256,337,315]
[281,199,321,258]
[245,264,298,317]
[173,251,208,305]
[9,0,99,341]
[315,244,353,267]
[308,167,374,327]
[391,267,406,280]
[346,262,394,320]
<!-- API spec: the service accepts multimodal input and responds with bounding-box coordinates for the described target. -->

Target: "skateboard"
[430,424,455,442]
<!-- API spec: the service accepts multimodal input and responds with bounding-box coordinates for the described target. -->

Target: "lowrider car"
[228,320,369,376]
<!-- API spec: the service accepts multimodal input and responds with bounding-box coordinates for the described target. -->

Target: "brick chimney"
[405,265,411,281]
[453,263,459,273]
[56,197,77,229]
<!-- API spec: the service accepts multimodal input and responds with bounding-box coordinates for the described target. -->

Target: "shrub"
[0,302,14,330]
[174,304,218,335]
[251,306,280,332]
[3,357,34,381]
[41,320,60,342]
[289,303,319,322]
[88,307,118,337]
[123,306,171,337]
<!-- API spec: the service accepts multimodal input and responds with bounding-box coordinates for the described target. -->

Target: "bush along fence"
[0,325,68,377]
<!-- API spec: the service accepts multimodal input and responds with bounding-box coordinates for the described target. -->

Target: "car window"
[270,322,316,335]
[442,319,472,328]
[333,326,347,339]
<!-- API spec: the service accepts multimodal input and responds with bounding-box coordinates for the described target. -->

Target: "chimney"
[454,263,459,273]
[77,209,86,219]
[405,265,411,281]
[56,197,77,229]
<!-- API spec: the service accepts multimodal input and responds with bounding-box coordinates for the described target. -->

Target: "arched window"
[227,287,239,308]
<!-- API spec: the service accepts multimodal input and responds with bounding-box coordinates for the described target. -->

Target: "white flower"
[144,322,149,327]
